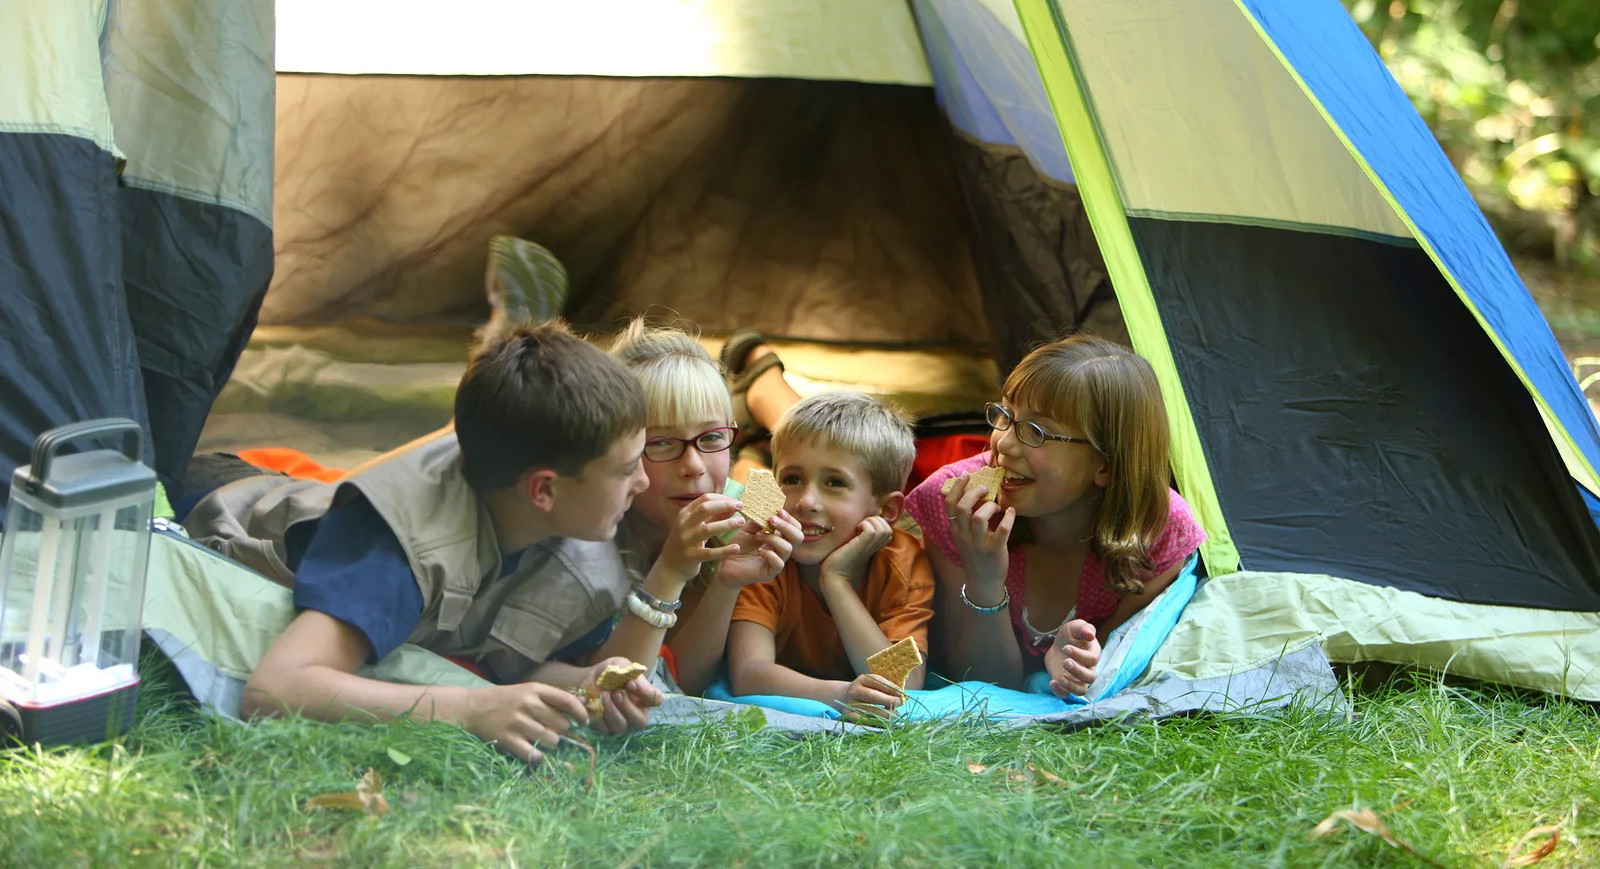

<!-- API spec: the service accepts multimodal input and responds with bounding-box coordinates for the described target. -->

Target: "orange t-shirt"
[732,528,934,682]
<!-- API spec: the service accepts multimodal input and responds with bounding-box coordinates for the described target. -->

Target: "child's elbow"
[239,672,284,720]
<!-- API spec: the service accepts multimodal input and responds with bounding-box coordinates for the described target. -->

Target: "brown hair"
[1004,334,1171,594]
[455,320,645,491]
[772,391,916,496]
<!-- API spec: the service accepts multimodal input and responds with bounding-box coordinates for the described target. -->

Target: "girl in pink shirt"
[906,335,1205,698]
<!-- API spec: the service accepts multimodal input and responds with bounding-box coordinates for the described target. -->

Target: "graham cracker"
[595,661,648,691]
[866,637,923,690]
[940,463,1003,503]
[740,468,786,530]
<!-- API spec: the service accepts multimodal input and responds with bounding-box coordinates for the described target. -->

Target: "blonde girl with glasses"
[904,334,1206,698]
[591,318,803,695]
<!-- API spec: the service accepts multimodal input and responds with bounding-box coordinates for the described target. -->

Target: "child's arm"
[1098,558,1186,636]
[665,510,803,695]
[1045,557,1185,698]
[933,475,1026,687]
[590,495,749,672]
[817,516,897,674]
[926,546,1024,686]
[245,610,588,762]
[726,621,902,710]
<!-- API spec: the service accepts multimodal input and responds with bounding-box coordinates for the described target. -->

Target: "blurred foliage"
[1346,0,1600,269]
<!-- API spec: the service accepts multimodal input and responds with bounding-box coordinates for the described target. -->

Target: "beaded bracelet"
[960,583,1010,615]
[625,590,679,629]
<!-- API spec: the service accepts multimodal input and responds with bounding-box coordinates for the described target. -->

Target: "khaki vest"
[182,434,629,682]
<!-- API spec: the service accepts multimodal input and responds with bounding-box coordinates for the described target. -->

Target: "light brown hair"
[455,320,645,491]
[1005,334,1171,593]
[772,390,916,496]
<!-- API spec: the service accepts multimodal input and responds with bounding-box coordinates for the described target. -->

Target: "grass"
[3,655,1599,867]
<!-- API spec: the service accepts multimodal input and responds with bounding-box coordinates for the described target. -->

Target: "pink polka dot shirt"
[907,452,1206,656]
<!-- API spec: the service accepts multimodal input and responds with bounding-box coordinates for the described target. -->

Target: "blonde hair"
[771,391,916,496]
[610,317,734,590]
[1004,334,1171,594]
[610,317,733,429]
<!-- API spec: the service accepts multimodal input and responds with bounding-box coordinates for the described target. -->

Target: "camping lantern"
[0,420,156,745]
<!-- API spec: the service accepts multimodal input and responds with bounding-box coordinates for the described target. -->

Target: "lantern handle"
[26,418,146,492]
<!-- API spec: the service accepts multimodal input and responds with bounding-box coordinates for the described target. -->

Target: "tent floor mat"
[200,322,1000,469]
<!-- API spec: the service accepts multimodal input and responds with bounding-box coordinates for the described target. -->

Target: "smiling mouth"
[1001,471,1033,490]
[800,524,832,540]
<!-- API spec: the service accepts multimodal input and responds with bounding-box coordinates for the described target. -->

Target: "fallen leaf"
[304,792,366,813]
[1007,772,1027,783]
[965,761,988,774]
[305,768,389,816]
[1026,763,1067,785]
[386,747,412,766]
[1309,808,1396,846]
[1502,825,1561,867]
[1309,808,1441,867]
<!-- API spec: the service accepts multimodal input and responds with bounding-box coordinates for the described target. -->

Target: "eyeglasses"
[985,403,1101,451]
[642,426,738,463]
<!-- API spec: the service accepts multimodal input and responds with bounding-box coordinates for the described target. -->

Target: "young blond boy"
[728,391,933,713]
[183,321,658,761]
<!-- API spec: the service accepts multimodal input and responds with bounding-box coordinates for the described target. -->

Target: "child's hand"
[1044,619,1101,698]
[819,516,895,583]
[585,657,665,735]
[835,673,904,720]
[465,681,590,762]
[943,471,1015,592]
[658,494,751,579]
[715,509,802,588]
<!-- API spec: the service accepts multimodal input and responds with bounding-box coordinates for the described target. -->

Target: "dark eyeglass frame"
[641,425,739,463]
[985,402,1102,451]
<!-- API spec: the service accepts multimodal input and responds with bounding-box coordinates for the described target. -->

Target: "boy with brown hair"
[727,391,934,715]
[183,320,657,761]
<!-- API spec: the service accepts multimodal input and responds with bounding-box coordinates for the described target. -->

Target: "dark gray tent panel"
[0,1,273,509]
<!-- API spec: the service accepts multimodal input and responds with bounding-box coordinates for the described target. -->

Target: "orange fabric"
[658,644,678,684]
[237,447,347,483]
[732,528,933,682]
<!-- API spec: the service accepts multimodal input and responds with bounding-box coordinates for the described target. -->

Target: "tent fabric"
[1240,0,1600,496]
[1017,0,1600,595]
[105,0,276,495]
[0,0,273,508]
[275,0,932,84]
[0,3,148,518]
[270,75,991,348]
[1142,218,1600,609]
[1155,571,1600,702]
[912,0,1117,374]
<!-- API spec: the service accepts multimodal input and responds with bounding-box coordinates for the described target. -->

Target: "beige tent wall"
[270,75,991,347]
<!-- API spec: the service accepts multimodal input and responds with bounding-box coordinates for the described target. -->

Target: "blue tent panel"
[912,0,1075,184]
[1241,0,1600,485]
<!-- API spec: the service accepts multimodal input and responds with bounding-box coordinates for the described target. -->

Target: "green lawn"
[4,656,1598,867]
